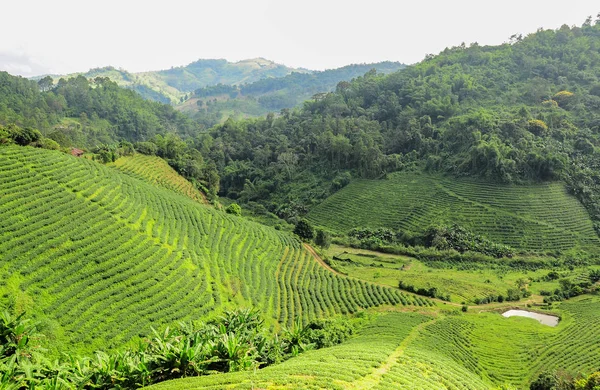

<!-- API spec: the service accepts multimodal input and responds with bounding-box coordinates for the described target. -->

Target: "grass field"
[0,146,428,354]
[323,245,598,304]
[307,172,600,252]
[111,154,207,204]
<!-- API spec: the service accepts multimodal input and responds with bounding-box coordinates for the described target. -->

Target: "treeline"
[531,369,600,390]
[538,269,600,303]
[347,225,514,258]
[0,307,356,389]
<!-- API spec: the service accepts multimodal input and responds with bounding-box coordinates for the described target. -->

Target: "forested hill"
[0,72,198,143]
[192,20,600,227]
[34,58,307,104]
[178,61,405,126]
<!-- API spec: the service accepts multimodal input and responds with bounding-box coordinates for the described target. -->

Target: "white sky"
[1,0,598,77]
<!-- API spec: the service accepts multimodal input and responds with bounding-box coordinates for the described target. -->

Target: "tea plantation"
[111,154,207,204]
[148,297,600,390]
[0,146,426,354]
[307,172,599,251]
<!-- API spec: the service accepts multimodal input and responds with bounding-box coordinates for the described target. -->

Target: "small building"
[71,148,84,157]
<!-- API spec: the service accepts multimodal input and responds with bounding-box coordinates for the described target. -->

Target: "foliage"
[315,229,331,249]
[294,219,315,241]
[144,300,600,389]
[530,370,600,390]
[172,21,600,238]
[424,224,514,258]
[0,308,356,389]
[225,203,242,216]
[398,280,450,301]
[347,224,514,258]
[0,124,41,146]
[542,277,597,303]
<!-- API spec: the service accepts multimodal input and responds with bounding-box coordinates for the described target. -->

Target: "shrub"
[552,90,574,107]
[315,229,331,249]
[527,119,549,136]
[0,124,42,146]
[135,141,159,155]
[35,137,60,150]
[226,203,242,216]
[294,219,315,241]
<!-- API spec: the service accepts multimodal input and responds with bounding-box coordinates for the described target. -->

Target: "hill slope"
[36,58,307,104]
[178,62,406,126]
[111,154,207,204]
[307,172,599,251]
[0,145,427,353]
[147,297,600,389]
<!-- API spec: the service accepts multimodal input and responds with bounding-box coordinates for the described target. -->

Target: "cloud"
[0,51,53,77]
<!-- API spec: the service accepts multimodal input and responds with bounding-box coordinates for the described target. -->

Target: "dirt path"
[302,243,545,312]
[303,243,462,307]
[302,243,341,275]
[349,318,437,389]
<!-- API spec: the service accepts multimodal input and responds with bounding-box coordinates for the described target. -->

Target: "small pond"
[502,310,559,327]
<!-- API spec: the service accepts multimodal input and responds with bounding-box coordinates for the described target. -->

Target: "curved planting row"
[146,298,600,390]
[307,172,599,251]
[147,313,433,390]
[111,154,207,204]
[529,297,600,377]
[0,145,425,352]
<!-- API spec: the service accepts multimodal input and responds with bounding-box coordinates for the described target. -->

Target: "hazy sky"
[1,0,598,77]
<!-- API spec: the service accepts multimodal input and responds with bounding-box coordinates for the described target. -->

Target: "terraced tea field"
[0,146,427,353]
[307,172,600,251]
[149,297,600,390]
[111,154,207,203]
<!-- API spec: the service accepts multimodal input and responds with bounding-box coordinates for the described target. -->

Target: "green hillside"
[148,297,600,389]
[307,172,600,252]
[179,62,406,126]
[111,154,208,204]
[153,58,306,94]
[37,58,307,104]
[0,145,427,354]
[168,21,600,247]
[3,16,600,390]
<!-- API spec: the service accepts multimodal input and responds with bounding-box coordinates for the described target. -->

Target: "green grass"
[307,172,600,252]
[0,145,426,354]
[324,244,595,303]
[147,297,600,390]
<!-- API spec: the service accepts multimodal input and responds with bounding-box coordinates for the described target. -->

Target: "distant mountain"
[33,58,309,104]
[151,57,310,93]
[177,62,406,126]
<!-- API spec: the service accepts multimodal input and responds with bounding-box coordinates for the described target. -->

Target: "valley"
[2,12,600,390]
